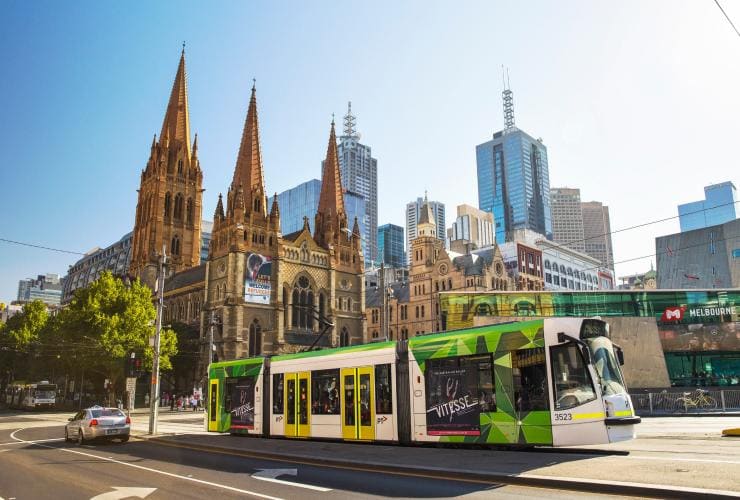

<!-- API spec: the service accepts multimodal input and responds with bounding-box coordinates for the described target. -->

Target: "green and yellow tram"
[207,317,640,446]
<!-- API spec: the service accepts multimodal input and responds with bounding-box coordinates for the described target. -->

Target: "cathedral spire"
[317,118,345,219]
[160,49,191,156]
[231,82,266,212]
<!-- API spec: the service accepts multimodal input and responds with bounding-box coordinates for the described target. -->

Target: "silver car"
[65,406,130,444]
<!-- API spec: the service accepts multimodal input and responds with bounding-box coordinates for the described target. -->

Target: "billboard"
[244,253,272,304]
[228,377,255,430]
[425,362,481,436]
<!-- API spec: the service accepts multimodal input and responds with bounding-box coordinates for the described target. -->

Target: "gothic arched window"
[186,197,193,224]
[174,193,184,220]
[249,319,262,356]
[340,327,349,347]
[171,235,180,256]
[307,291,314,329]
[164,192,172,218]
[283,288,289,326]
[177,159,183,175]
[291,290,299,327]
[319,293,325,321]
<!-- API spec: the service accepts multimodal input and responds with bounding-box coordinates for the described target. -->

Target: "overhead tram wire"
[714,0,740,38]
[0,237,85,256]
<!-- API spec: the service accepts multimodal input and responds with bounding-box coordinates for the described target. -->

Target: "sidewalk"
[136,432,740,499]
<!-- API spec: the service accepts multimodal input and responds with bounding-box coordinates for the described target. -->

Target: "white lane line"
[10,429,283,500]
[626,454,740,465]
[0,438,65,446]
[252,469,332,492]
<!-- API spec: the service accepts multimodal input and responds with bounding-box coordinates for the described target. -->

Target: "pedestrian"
[170,394,175,411]
[191,395,197,411]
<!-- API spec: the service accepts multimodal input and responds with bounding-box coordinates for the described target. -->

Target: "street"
[1,411,739,499]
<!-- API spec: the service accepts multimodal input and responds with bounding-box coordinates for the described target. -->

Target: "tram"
[5,381,58,410]
[207,317,640,447]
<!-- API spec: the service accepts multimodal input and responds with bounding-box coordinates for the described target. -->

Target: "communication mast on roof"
[342,101,359,140]
[502,66,515,133]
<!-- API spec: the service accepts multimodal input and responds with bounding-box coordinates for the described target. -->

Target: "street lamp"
[148,247,167,435]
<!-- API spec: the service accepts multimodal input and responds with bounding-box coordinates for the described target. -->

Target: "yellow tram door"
[341,366,375,441]
[284,372,311,438]
[208,378,220,432]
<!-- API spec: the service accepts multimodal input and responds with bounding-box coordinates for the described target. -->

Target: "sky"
[1,0,739,303]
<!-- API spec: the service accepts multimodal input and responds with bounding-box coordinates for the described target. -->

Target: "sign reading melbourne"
[229,377,255,430]
[244,253,272,304]
[425,365,480,436]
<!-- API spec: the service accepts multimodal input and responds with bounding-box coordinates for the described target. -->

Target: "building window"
[249,319,262,356]
[340,327,350,347]
[171,235,180,256]
[177,159,183,175]
[174,193,184,220]
[291,290,299,327]
[186,198,194,224]
[164,192,172,218]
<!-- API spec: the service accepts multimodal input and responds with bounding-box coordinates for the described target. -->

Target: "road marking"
[0,438,65,446]
[252,468,332,492]
[90,487,156,500]
[626,454,740,465]
[10,429,283,500]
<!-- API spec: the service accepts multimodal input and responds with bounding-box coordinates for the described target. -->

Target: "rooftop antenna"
[343,101,359,139]
[502,65,515,133]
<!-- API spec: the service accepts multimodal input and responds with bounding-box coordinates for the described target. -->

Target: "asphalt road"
[0,421,625,500]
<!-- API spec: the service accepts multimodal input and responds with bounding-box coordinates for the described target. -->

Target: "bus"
[207,317,640,447]
[5,381,58,410]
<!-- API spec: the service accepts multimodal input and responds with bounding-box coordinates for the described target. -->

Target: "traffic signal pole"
[148,249,166,435]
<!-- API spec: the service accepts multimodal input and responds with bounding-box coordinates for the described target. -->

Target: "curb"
[144,436,740,499]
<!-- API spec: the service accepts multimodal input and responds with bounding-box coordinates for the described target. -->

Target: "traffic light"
[125,351,145,378]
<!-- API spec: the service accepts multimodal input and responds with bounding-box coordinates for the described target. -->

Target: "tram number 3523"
[554,413,573,421]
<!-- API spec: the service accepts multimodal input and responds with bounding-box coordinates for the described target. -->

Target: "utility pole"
[148,248,166,435]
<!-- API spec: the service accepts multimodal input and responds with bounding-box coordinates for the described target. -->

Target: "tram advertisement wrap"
[229,377,255,430]
[244,253,272,304]
[425,365,480,436]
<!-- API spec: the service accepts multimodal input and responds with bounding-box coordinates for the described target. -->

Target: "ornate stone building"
[127,51,365,367]
[203,86,365,360]
[130,49,203,289]
[366,195,512,340]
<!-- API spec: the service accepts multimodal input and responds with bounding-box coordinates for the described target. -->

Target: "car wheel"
[77,430,85,446]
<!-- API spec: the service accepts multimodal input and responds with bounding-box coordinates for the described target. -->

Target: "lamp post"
[148,248,166,435]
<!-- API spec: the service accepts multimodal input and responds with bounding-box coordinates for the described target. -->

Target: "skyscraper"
[476,80,552,242]
[678,181,738,232]
[406,194,445,264]
[377,223,405,267]
[336,102,378,264]
[17,274,63,306]
[582,201,614,270]
[270,180,365,248]
[550,187,586,253]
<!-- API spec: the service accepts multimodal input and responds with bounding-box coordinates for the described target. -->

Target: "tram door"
[341,367,375,440]
[208,378,220,432]
[284,372,310,437]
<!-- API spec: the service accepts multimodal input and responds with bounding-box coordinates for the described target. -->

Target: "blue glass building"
[377,223,405,267]
[678,181,738,232]
[270,179,367,259]
[476,128,552,242]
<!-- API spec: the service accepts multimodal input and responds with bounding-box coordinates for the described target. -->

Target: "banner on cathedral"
[244,253,272,304]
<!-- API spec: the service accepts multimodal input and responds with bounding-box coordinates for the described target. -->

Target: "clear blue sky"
[1,0,739,303]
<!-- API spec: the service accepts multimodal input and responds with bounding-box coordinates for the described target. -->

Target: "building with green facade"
[439,290,739,389]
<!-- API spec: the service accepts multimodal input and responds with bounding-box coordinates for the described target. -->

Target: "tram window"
[311,369,340,414]
[224,378,238,412]
[272,373,284,414]
[298,378,308,424]
[513,348,549,411]
[550,343,597,410]
[344,374,355,426]
[375,364,393,414]
[360,373,372,426]
[286,378,296,424]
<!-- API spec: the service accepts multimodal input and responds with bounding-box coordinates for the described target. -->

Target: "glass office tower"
[377,223,405,267]
[678,181,738,232]
[476,128,552,242]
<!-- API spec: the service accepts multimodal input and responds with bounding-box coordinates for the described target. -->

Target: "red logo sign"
[661,306,685,322]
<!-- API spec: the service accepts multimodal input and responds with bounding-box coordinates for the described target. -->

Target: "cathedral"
[129,50,365,363]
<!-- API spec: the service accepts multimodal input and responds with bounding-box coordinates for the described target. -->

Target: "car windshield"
[588,337,627,396]
[90,409,124,418]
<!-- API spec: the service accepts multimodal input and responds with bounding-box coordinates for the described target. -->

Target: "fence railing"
[630,389,740,415]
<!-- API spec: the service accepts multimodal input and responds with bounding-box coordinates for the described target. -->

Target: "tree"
[56,271,177,400]
[0,300,50,386]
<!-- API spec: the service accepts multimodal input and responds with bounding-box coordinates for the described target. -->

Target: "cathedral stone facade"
[130,51,365,366]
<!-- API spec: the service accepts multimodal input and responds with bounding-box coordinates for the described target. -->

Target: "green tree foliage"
[56,271,177,390]
[2,300,49,349]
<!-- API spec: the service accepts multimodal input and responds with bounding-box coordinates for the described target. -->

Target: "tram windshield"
[588,337,627,396]
[550,342,597,410]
